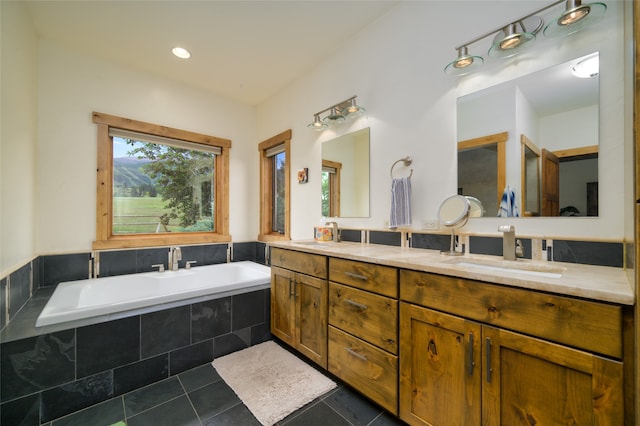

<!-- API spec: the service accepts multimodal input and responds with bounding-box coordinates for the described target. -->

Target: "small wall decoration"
[297,168,308,184]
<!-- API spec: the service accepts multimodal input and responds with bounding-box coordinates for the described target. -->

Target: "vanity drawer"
[329,282,398,354]
[329,258,397,297]
[328,326,398,414]
[400,269,623,358]
[271,247,327,279]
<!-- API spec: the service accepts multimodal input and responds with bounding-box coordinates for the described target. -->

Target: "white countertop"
[270,240,635,305]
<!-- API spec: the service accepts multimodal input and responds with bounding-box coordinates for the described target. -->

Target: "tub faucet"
[168,246,182,271]
[326,221,340,242]
[498,225,523,260]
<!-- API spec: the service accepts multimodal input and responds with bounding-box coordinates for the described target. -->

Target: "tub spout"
[169,247,182,271]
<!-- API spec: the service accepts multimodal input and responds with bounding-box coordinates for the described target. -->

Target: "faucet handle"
[151,264,165,273]
[185,261,197,270]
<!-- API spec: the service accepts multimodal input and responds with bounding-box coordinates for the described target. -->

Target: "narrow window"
[259,130,291,241]
[92,112,231,249]
[321,159,341,217]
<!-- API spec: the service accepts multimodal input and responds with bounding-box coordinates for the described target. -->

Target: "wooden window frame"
[322,159,342,217]
[92,111,231,250]
[258,129,291,242]
[458,131,508,210]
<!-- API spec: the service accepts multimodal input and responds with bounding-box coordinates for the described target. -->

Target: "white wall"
[257,0,629,241]
[0,1,634,278]
[35,40,259,254]
[1,1,38,275]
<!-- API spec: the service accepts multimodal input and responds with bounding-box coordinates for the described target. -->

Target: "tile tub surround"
[0,287,271,424]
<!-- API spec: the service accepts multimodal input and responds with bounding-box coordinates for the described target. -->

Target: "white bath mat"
[212,341,337,425]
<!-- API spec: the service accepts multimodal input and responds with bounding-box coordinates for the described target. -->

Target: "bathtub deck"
[0,287,55,343]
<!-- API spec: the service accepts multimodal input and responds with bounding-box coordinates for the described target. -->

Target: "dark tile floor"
[43,362,406,426]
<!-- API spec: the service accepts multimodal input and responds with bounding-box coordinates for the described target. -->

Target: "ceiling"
[23,0,399,106]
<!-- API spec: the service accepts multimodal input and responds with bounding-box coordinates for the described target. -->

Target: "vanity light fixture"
[307,96,365,131]
[444,46,484,76]
[444,0,606,76]
[171,47,191,59]
[488,19,541,59]
[543,0,607,37]
[308,114,329,130]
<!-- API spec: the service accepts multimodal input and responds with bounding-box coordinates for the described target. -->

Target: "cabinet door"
[296,273,328,368]
[399,302,482,426]
[270,266,295,346]
[482,326,623,426]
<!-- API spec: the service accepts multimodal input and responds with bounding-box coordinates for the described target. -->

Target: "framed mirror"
[321,127,370,217]
[457,52,599,217]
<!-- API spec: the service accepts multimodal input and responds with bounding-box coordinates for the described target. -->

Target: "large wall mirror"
[457,52,599,217]
[321,127,370,217]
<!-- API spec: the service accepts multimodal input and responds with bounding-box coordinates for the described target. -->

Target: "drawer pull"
[344,271,368,281]
[485,337,493,383]
[344,299,368,310]
[345,347,368,361]
[468,332,475,376]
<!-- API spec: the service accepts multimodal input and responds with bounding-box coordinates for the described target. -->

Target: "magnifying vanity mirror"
[321,127,370,218]
[457,52,599,217]
[438,195,477,256]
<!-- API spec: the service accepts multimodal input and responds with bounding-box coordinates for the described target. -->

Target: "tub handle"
[151,264,165,273]
[185,261,197,270]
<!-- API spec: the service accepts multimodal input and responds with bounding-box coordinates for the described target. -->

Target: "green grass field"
[113,196,178,234]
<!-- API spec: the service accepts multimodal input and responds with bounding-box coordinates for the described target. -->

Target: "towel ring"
[390,156,413,179]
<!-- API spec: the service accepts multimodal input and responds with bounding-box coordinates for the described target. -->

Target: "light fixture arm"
[312,96,358,117]
[452,0,564,51]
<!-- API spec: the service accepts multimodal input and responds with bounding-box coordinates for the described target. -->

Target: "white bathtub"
[35,261,271,328]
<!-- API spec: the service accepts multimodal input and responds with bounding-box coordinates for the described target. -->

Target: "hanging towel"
[390,177,412,228]
[497,184,520,217]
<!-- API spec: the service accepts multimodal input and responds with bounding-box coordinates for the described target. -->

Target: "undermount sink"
[446,257,565,279]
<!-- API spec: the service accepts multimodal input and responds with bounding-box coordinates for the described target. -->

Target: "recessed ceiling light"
[171,47,191,59]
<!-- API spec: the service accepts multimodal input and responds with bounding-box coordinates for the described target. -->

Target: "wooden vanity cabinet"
[270,248,328,368]
[399,269,624,426]
[327,258,399,414]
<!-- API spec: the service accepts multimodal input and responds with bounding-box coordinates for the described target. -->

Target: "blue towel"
[390,177,412,228]
[497,184,519,217]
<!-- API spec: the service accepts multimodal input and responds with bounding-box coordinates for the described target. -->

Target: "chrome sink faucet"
[498,225,523,261]
[326,221,341,242]
[168,246,182,271]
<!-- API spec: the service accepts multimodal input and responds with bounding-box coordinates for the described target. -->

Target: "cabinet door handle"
[345,347,368,361]
[288,278,294,297]
[344,271,368,281]
[344,299,368,310]
[468,332,475,376]
[485,337,493,383]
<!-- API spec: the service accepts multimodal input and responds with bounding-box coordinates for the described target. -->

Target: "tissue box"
[314,227,334,241]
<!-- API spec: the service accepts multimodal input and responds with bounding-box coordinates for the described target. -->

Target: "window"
[258,130,291,241]
[92,112,231,249]
[321,159,341,217]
